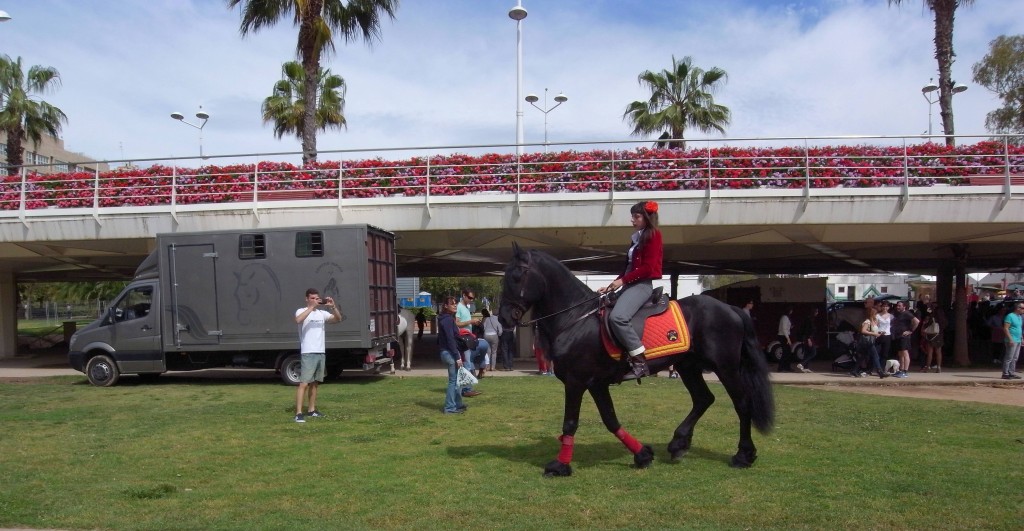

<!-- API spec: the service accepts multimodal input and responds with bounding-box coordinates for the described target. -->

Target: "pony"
[392,307,416,373]
[498,244,775,477]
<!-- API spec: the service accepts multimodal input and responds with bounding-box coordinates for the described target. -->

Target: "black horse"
[498,244,775,477]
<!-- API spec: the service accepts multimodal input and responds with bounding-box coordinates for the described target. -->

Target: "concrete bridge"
[2,136,1022,359]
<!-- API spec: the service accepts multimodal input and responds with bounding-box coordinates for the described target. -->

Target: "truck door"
[108,284,163,373]
[168,243,220,346]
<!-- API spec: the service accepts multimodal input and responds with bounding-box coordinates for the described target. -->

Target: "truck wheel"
[280,354,301,386]
[767,342,784,362]
[792,344,806,362]
[85,354,120,387]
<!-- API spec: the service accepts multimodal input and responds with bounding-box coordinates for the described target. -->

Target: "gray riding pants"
[609,280,653,355]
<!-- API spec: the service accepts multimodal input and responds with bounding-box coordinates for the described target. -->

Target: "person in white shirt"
[777,308,794,372]
[875,300,894,366]
[293,288,342,423]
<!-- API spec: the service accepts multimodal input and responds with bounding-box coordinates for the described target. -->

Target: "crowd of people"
[771,293,1023,380]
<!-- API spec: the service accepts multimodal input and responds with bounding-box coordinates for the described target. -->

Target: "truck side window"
[239,234,266,259]
[295,231,324,257]
[113,287,153,322]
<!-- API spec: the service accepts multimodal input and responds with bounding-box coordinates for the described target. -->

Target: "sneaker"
[294,413,305,423]
[1001,373,1014,380]
[307,410,324,418]
[1011,374,1023,380]
[462,390,482,397]
[933,366,941,373]
[796,364,805,372]
[895,372,908,379]
[443,409,465,415]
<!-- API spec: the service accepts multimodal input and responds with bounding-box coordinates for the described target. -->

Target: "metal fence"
[2,134,1021,215]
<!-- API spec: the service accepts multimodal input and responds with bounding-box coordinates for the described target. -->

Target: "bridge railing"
[1,134,1021,215]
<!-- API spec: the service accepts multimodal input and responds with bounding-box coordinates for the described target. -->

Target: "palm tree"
[227,0,399,164]
[0,55,68,175]
[262,61,347,142]
[888,0,976,147]
[623,55,730,151]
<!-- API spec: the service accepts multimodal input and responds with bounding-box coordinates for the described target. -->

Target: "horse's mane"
[529,250,599,303]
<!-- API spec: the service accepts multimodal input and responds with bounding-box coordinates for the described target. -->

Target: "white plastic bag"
[457,366,479,388]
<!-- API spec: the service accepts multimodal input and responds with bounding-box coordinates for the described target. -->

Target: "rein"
[518,292,606,327]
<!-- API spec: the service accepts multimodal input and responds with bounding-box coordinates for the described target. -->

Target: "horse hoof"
[633,444,655,469]
[667,440,691,461]
[729,454,756,468]
[543,460,573,477]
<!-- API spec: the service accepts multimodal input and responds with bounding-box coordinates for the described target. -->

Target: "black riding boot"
[623,353,650,380]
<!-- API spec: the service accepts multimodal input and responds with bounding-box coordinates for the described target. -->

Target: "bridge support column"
[952,245,970,367]
[0,272,16,360]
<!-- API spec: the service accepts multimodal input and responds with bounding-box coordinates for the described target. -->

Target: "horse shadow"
[444,436,734,469]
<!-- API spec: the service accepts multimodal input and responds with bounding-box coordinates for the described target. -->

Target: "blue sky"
[2,0,1022,164]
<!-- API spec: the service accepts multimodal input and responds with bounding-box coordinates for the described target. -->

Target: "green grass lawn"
[0,375,1021,530]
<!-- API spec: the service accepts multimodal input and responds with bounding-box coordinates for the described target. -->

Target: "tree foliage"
[698,275,757,291]
[623,55,730,151]
[0,55,68,175]
[419,277,503,308]
[262,61,347,141]
[971,34,1024,138]
[227,0,399,164]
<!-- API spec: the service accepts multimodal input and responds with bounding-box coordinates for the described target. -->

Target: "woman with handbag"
[437,296,467,414]
[856,307,889,379]
[920,302,945,373]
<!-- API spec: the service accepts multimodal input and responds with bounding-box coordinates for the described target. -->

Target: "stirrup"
[623,353,649,380]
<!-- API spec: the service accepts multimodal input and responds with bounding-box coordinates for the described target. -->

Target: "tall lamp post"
[509,2,527,156]
[170,106,210,158]
[0,10,12,22]
[525,88,568,152]
[921,78,966,139]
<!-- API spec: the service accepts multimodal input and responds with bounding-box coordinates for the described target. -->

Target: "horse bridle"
[507,249,606,328]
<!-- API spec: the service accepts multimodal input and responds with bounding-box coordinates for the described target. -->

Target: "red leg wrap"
[557,435,575,464]
[615,427,643,454]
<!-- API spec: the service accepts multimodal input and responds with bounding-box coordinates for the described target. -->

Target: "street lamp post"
[525,88,568,152]
[0,10,12,22]
[921,78,967,140]
[170,106,210,158]
[509,2,527,156]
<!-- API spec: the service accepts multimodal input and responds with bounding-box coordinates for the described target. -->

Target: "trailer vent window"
[239,234,267,259]
[296,231,324,257]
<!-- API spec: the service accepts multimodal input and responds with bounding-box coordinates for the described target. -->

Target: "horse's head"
[498,242,545,328]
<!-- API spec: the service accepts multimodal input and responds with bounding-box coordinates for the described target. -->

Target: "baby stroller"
[830,330,858,372]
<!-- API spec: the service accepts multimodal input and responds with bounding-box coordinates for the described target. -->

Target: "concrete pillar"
[952,245,969,366]
[0,272,16,359]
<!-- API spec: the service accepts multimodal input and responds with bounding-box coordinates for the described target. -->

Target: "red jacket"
[619,229,663,284]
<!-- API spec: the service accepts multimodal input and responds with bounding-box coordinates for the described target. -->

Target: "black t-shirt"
[891,310,916,335]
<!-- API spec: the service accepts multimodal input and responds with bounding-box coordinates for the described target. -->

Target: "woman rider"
[597,201,663,380]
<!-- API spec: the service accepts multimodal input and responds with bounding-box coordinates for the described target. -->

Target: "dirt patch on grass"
[802,383,1024,407]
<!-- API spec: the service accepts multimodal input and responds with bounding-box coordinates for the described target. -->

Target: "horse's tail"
[730,305,776,434]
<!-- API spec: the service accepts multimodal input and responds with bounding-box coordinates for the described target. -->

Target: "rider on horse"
[597,200,663,380]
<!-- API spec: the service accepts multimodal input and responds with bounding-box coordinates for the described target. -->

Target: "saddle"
[600,287,691,361]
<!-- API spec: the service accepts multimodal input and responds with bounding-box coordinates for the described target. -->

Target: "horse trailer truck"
[69,225,398,386]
